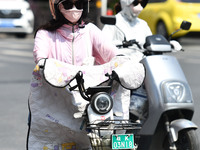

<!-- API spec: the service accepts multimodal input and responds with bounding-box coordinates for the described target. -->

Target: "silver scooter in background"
[101,16,199,150]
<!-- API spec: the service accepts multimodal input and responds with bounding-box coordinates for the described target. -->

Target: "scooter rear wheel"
[163,129,199,150]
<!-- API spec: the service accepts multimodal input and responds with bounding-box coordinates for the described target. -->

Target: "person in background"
[102,0,152,48]
[102,0,182,51]
[102,0,182,122]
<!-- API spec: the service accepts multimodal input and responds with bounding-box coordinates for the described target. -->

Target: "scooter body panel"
[139,55,194,135]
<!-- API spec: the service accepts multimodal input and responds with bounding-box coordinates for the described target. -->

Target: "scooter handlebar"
[116,39,141,49]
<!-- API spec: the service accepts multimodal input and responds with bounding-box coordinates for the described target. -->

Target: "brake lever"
[117,39,141,49]
[75,71,90,101]
[129,40,142,49]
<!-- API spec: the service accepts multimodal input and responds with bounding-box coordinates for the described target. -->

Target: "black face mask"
[58,0,84,10]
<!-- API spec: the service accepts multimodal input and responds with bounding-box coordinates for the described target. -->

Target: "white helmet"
[120,0,134,9]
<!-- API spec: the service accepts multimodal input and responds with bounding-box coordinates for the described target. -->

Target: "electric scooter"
[38,18,199,150]
[100,16,199,150]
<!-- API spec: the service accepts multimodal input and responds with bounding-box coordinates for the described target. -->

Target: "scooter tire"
[163,129,200,150]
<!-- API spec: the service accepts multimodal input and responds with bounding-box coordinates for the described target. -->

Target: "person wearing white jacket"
[102,0,182,120]
[102,0,182,51]
[102,0,152,49]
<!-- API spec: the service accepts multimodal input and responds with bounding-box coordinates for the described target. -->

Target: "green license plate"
[112,134,135,149]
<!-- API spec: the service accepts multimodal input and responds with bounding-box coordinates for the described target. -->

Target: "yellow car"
[139,0,200,38]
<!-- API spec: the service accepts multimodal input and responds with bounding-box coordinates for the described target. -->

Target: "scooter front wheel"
[163,129,199,150]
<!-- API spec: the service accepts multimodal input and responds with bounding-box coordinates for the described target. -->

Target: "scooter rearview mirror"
[169,20,192,40]
[100,16,116,25]
[180,21,192,30]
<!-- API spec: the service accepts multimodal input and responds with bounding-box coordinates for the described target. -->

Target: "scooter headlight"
[162,81,193,103]
[91,92,113,114]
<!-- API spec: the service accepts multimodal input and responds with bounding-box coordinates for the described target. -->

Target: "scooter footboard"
[170,119,198,142]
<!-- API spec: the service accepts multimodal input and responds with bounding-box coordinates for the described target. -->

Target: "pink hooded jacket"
[33,23,117,65]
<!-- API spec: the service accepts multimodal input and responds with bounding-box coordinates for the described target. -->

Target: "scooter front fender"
[170,119,198,142]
